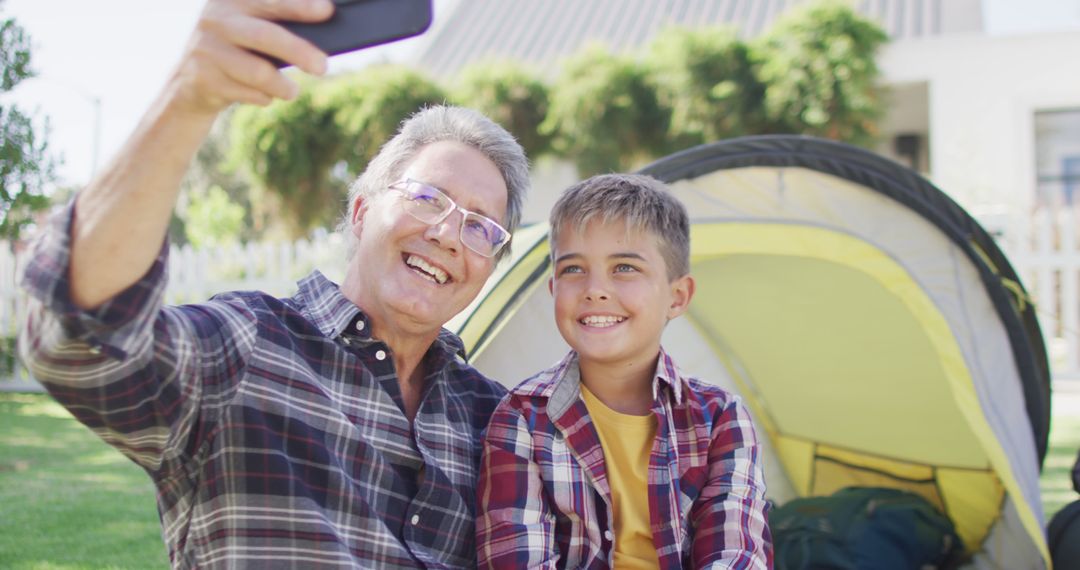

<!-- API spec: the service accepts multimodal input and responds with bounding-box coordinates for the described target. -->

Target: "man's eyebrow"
[448,187,501,222]
[420,180,502,222]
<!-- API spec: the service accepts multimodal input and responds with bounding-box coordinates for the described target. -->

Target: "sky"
[0,0,450,187]
[2,0,1079,187]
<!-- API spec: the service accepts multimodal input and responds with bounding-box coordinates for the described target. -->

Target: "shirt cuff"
[20,198,169,360]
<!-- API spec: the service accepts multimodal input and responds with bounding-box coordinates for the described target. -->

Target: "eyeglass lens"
[396,180,508,257]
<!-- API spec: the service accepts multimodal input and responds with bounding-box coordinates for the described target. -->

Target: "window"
[1035,109,1080,208]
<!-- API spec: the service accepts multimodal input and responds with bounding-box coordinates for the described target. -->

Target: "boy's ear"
[548,276,554,296]
[667,275,695,320]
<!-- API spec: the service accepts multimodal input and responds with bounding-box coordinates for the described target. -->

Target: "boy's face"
[549,218,694,370]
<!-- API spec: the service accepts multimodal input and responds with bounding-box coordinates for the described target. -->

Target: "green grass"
[1043,387,1080,522]
[0,393,168,570]
[1,388,1078,568]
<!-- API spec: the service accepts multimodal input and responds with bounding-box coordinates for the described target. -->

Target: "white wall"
[879,31,1080,216]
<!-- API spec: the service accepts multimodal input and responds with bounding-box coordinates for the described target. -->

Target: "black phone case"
[273,0,433,68]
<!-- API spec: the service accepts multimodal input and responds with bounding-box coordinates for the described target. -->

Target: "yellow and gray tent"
[450,136,1051,568]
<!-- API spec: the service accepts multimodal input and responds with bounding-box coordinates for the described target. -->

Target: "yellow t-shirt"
[580,384,660,570]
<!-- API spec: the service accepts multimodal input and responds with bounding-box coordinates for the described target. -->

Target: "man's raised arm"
[69,0,332,309]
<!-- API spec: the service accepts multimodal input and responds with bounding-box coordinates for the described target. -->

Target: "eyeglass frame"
[387,178,511,258]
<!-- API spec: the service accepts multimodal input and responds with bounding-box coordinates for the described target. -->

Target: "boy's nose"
[584,279,610,301]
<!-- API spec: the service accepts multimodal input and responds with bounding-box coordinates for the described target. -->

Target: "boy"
[477,173,772,569]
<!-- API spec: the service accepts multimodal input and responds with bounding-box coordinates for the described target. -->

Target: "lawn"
[0,393,168,570]
[1,388,1079,569]
[1044,384,1080,521]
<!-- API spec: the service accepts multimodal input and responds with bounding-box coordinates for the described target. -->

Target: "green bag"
[771,487,964,570]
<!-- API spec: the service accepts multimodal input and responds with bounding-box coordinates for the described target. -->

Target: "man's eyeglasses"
[389,179,510,258]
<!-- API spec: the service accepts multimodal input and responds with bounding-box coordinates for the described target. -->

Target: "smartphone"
[272,0,434,68]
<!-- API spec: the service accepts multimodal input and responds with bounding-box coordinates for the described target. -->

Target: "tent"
[449,136,1052,568]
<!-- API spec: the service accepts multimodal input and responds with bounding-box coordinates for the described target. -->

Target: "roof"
[418,0,984,78]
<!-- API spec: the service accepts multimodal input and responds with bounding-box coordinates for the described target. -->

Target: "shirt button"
[355,320,365,332]
[410,514,420,525]
[87,345,102,355]
[375,350,387,361]
[604,530,614,541]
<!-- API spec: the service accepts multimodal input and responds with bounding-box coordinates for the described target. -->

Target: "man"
[18,0,529,567]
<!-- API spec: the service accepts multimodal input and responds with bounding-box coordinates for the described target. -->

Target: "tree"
[542,44,669,176]
[226,66,445,238]
[325,65,447,176]
[0,11,55,244]
[218,2,887,232]
[185,185,245,249]
[754,0,888,146]
[645,26,765,153]
[228,77,344,238]
[452,61,552,158]
[179,107,257,245]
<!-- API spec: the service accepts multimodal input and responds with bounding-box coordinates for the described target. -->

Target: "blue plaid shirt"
[19,204,507,568]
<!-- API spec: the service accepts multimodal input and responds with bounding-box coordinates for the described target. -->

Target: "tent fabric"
[639,137,1050,461]
[450,136,1050,568]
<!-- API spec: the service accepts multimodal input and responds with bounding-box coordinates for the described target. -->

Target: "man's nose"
[425,208,464,253]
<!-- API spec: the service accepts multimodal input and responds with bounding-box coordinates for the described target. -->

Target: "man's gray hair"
[549,173,690,279]
[340,105,530,262]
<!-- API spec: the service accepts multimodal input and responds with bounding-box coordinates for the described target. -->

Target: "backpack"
[1049,499,1080,568]
[771,486,965,570]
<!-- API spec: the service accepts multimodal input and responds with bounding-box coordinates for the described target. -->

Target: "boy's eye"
[558,265,583,275]
[614,263,638,273]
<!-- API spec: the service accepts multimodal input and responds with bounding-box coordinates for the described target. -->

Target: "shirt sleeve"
[476,397,561,569]
[18,201,256,475]
[690,396,774,569]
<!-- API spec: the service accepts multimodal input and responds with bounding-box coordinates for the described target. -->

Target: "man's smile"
[405,253,451,285]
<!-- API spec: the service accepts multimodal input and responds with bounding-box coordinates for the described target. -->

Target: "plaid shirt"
[477,350,772,569]
[19,204,506,569]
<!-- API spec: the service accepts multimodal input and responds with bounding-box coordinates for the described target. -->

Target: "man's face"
[347,141,508,338]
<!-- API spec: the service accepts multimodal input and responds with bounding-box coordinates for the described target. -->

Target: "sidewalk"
[0,372,42,393]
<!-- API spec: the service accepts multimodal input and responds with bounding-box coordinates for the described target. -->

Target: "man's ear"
[667,274,695,320]
[350,196,368,238]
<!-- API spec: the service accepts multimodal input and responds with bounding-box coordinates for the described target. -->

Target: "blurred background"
[1,1,1079,567]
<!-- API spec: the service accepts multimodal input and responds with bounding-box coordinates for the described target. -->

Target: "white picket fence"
[162,235,347,305]
[1000,209,1080,379]
[0,235,346,387]
[5,211,1080,385]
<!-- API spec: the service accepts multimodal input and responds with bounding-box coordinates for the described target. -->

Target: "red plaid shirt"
[477,349,772,569]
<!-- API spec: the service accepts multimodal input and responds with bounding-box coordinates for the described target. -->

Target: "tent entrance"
[687,222,1004,552]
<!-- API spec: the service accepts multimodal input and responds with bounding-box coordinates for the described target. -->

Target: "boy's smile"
[549,219,694,376]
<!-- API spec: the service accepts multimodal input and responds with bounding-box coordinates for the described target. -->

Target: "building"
[414,0,1080,231]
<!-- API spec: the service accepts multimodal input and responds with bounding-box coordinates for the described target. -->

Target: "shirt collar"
[653,346,685,406]
[546,345,685,418]
[295,270,468,360]
[296,271,364,339]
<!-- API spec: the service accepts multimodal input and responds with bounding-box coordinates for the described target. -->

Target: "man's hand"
[169,0,334,116]
[68,0,334,309]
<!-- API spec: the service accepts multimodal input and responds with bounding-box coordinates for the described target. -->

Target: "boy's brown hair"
[549,173,690,279]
